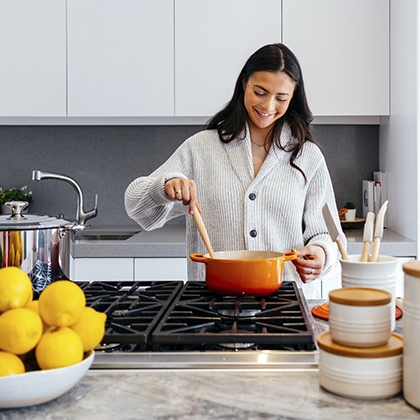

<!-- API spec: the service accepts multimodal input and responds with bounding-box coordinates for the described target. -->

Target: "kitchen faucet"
[32,170,98,225]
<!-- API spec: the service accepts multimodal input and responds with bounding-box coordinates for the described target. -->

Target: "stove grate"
[151,281,315,351]
[78,280,183,350]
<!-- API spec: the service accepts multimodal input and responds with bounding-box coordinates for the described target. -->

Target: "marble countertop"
[71,224,417,259]
[2,369,419,420]
[1,302,417,419]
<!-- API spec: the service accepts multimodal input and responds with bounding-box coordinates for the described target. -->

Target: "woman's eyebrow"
[254,84,290,95]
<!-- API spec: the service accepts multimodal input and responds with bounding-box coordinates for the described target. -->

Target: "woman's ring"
[310,268,315,275]
[175,190,182,195]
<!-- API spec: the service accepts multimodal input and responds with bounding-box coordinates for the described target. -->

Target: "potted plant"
[0,186,33,214]
[343,201,356,221]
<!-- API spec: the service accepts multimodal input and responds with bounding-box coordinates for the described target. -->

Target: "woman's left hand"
[291,245,326,283]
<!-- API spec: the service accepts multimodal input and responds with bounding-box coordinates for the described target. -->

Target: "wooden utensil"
[360,212,375,262]
[192,205,215,258]
[322,203,349,261]
[369,200,389,262]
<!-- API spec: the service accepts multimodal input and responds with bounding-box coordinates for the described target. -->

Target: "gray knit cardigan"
[125,124,346,298]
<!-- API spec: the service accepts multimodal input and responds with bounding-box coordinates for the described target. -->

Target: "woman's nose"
[261,96,275,110]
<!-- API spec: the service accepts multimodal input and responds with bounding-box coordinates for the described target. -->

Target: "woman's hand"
[165,178,198,215]
[291,245,326,283]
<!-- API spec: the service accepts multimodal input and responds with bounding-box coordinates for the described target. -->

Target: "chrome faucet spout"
[31,170,98,225]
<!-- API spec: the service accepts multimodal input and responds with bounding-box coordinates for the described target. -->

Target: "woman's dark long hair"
[206,43,316,180]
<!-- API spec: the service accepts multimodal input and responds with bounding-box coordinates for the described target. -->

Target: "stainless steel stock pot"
[0,201,81,295]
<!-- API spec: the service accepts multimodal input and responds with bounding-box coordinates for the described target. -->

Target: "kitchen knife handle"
[337,239,349,261]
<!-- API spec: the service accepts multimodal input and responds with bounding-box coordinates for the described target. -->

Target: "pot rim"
[190,250,297,263]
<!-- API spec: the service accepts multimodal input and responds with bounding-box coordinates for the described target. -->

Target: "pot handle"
[189,253,207,263]
[283,250,298,261]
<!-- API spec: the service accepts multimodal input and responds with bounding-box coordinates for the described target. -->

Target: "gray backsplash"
[0,124,378,226]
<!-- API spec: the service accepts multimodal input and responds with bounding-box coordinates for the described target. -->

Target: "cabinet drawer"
[72,257,133,281]
[134,258,187,281]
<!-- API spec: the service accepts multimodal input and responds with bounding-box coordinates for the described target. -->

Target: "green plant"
[344,201,356,210]
[0,186,33,205]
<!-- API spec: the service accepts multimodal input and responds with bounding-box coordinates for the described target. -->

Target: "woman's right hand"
[165,178,198,215]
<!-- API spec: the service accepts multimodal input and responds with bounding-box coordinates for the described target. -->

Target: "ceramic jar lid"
[403,260,420,278]
[317,331,403,358]
[329,287,391,306]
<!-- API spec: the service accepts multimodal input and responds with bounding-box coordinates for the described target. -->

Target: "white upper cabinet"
[0,0,66,117]
[67,0,174,117]
[174,0,282,117]
[283,0,389,116]
[0,0,390,121]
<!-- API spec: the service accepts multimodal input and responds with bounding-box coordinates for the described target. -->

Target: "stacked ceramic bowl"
[317,287,403,400]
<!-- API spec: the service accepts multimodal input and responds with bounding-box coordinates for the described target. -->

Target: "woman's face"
[243,70,295,133]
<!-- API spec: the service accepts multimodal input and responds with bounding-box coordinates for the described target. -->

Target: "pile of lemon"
[0,267,106,377]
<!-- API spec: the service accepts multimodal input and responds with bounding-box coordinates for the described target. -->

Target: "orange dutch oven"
[190,250,298,296]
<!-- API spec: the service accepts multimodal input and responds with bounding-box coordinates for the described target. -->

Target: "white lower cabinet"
[70,257,188,282]
[134,258,187,282]
[71,257,133,281]
[320,265,342,299]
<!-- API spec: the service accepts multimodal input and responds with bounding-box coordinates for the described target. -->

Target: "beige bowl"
[317,332,403,400]
[0,351,94,408]
[329,287,392,347]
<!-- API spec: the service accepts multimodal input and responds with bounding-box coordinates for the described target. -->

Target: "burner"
[151,281,316,351]
[95,342,135,352]
[217,308,262,318]
[217,329,255,349]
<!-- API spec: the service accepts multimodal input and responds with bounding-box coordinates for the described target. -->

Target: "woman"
[125,43,346,298]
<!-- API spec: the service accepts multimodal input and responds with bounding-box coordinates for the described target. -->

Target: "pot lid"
[0,201,74,230]
[402,260,420,278]
[329,287,392,306]
[317,331,403,358]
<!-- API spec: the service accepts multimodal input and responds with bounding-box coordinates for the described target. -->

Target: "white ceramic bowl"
[329,287,392,347]
[0,351,94,408]
[317,332,402,400]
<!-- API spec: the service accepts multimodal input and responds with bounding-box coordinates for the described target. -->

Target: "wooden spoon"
[192,205,215,258]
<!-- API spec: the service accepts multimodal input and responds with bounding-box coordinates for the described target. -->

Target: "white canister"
[317,331,403,400]
[340,255,397,331]
[402,260,420,410]
[329,287,392,347]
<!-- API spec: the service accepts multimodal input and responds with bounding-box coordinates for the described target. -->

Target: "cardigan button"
[249,230,257,238]
[249,193,256,201]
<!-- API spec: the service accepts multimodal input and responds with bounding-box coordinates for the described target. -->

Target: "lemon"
[25,300,51,332]
[25,299,40,313]
[0,351,25,376]
[35,327,84,370]
[0,308,43,355]
[0,267,33,312]
[70,307,107,352]
[38,280,86,327]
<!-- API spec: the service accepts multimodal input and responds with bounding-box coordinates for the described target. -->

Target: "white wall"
[379,0,419,256]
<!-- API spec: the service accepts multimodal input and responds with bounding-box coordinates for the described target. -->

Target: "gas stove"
[77,280,321,370]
